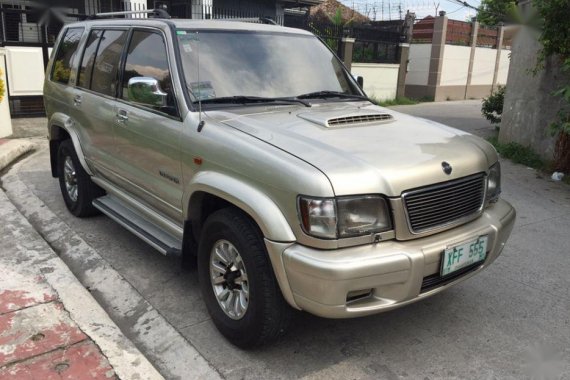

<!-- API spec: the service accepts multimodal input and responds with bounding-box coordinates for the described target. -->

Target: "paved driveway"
[5,101,570,379]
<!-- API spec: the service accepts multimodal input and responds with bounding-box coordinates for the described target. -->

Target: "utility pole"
[389,0,391,20]
[382,0,384,21]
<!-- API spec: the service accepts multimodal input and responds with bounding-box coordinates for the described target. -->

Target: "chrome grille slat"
[407,199,483,217]
[327,114,393,127]
[404,180,482,200]
[403,174,486,233]
[405,192,484,208]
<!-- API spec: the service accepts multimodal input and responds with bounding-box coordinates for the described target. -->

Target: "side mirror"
[357,76,364,88]
[127,77,168,108]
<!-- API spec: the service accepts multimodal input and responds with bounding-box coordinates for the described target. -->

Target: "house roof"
[309,0,369,23]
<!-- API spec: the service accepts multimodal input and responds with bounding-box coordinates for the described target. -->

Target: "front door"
[112,28,184,222]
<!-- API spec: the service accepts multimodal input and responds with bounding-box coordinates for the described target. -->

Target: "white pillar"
[0,49,13,139]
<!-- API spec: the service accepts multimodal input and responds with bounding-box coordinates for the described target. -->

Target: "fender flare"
[184,171,296,242]
[48,113,93,176]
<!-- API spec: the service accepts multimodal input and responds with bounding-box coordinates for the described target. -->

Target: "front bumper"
[266,199,516,318]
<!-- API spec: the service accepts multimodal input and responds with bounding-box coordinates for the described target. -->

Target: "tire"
[198,208,291,348]
[57,140,104,217]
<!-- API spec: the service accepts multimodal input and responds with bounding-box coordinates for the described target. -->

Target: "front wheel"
[198,208,291,348]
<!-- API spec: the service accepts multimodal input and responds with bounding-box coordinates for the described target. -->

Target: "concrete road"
[5,101,570,379]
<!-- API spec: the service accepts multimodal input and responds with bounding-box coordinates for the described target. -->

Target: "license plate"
[441,236,488,277]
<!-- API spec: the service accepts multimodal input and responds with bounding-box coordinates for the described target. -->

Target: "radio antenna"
[196,31,205,132]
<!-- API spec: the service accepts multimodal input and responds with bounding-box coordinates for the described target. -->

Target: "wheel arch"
[48,113,92,178]
[184,172,296,243]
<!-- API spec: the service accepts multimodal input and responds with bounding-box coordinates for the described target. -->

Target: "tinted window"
[77,30,102,89]
[91,30,128,97]
[51,27,84,84]
[122,30,176,115]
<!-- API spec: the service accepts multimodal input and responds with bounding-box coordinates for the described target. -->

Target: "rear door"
[70,28,129,176]
[112,28,184,221]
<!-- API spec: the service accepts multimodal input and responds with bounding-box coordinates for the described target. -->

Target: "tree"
[477,0,518,26]
[533,0,570,172]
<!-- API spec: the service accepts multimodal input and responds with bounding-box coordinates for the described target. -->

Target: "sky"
[337,0,481,21]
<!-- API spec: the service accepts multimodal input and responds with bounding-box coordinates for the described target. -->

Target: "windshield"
[176,30,361,103]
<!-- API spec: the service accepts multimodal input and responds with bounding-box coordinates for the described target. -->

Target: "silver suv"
[44,13,516,348]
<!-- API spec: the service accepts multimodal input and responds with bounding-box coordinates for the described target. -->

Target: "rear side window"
[51,27,84,84]
[77,30,103,89]
[122,30,177,116]
[91,30,128,97]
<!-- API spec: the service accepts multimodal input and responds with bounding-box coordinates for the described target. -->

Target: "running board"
[93,196,182,257]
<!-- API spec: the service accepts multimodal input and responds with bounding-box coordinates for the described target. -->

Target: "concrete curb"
[0,139,36,172]
[0,189,164,380]
[2,151,223,380]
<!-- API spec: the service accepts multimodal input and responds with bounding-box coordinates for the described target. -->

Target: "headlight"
[298,197,337,238]
[299,195,392,239]
[487,162,501,203]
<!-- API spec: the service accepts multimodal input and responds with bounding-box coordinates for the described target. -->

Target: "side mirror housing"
[127,77,168,108]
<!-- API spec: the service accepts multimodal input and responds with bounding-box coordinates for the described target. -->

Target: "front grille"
[327,114,393,127]
[420,261,483,293]
[403,174,486,233]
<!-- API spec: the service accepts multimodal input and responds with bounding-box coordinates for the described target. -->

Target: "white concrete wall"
[496,49,510,85]
[351,63,400,101]
[405,44,431,86]
[471,47,496,86]
[0,50,13,138]
[5,46,45,96]
[440,45,471,86]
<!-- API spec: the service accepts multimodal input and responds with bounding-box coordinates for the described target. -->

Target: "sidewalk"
[0,139,164,380]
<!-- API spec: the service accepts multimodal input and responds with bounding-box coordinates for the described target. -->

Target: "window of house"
[121,30,177,116]
[90,29,128,97]
[77,30,103,89]
[51,27,84,84]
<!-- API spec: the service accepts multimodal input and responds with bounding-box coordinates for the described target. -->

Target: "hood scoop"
[298,110,394,128]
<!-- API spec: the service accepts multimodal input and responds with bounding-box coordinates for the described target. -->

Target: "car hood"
[206,102,497,196]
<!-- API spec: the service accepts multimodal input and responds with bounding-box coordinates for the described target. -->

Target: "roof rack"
[89,8,171,20]
[215,17,278,25]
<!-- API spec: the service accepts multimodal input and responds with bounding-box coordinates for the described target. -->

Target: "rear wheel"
[198,208,291,348]
[57,140,103,217]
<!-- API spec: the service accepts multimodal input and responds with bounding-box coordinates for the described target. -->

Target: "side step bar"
[93,196,182,257]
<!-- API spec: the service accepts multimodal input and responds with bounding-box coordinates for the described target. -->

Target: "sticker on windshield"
[178,32,199,41]
[182,43,192,53]
[190,81,216,101]
[176,30,187,35]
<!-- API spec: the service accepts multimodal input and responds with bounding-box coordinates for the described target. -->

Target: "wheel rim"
[63,156,78,202]
[209,239,249,320]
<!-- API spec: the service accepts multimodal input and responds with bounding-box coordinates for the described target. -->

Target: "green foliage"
[487,135,547,170]
[52,60,70,84]
[477,0,518,26]
[0,69,5,104]
[481,86,505,125]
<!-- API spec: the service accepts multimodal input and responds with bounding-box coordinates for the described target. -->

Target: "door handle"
[73,95,82,107]
[117,109,128,123]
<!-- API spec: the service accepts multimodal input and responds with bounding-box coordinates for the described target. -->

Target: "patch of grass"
[487,135,548,170]
[371,96,419,107]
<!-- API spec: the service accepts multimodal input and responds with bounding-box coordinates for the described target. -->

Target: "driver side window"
[121,30,177,117]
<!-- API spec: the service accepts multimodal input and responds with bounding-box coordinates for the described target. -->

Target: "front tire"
[198,208,291,348]
[57,140,103,217]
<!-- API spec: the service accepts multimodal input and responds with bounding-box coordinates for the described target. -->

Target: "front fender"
[184,171,296,242]
[48,112,93,176]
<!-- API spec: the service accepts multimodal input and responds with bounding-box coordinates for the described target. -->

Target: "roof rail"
[215,17,278,25]
[89,8,171,20]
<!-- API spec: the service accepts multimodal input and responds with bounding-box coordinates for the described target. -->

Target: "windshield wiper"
[296,91,369,101]
[195,95,311,107]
